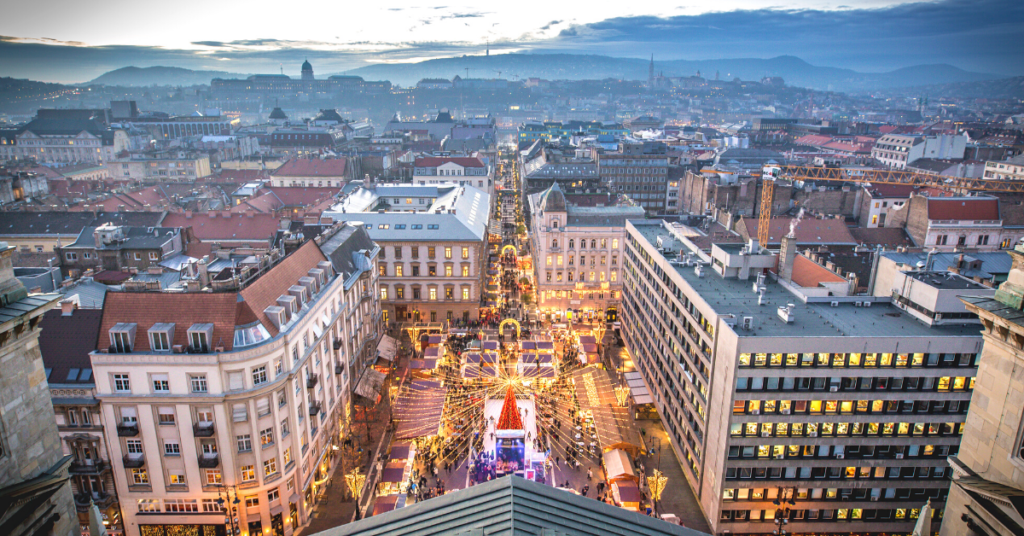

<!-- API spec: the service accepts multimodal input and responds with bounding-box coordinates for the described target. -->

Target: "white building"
[983,153,1024,181]
[0,109,131,165]
[89,223,381,536]
[871,134,967,169]
[528,183,645,322]
[412,156,491,193]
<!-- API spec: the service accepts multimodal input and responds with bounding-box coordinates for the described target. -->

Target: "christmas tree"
[496,385,524,430]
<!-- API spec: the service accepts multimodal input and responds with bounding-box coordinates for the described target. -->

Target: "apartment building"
[57,223,185,276]
[324,184,489,325]
[527,182,644,322]
[941,244,1024,535]
[41,303,123,535]
[888,195,1022,252]
[412,156,490,192]
[89,223,380,536]
[0,109,131,165]
[111,150,212,182]
[870,134,967,170]
[599,142,670,213]
[621,219,985,535]
[983,153,1024,181]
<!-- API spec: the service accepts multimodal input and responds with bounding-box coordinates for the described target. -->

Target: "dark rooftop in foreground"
[317,475,707,536]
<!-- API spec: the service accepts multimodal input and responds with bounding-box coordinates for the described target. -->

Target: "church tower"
[648,54,654,86]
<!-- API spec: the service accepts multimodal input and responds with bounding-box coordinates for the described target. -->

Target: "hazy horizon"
[1,0,1022,84]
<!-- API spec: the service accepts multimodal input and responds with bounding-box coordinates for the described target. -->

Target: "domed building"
[268,106,288,126]
[301,59,314,81]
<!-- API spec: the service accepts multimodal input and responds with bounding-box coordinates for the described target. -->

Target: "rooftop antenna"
[465,67,471,79]
[280,63,283,75]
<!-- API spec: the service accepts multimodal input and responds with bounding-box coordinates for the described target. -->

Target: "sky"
[1,0,1022,83]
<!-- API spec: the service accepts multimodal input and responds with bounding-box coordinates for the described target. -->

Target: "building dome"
[537,182,566,213]
[301,60,313,72]
[269,107,288,120]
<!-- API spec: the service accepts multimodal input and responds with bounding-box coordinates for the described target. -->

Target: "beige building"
[0,109,131,166]
[942,245,1024,535]
[89,224,381,536]
[111,150,212,182]
[325,185,490,325]
[0,244,78,536]
[527,183,644,322]
[983,154,1024,181]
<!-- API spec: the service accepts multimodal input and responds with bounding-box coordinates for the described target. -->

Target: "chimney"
[780,232,797,283]
[185,210,193,219]
[60,299,78,316]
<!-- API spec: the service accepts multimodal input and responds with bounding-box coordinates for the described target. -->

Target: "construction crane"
[494,70,503,79]
[758,166,781,249]
[768,165,1024,194]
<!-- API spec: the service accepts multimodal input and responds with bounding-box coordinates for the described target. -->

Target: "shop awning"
[372,494,400,515]
[481,352,498,364]
[536,341,554,351]
[354,369,387,401]
[464,352,482,364]
[409,359,427,370]
[424,347,439,357]
[603,449,637,483]
[389,444,412,461]
[626,377,653,405]
[520,341,536,350]
[427,335,443,345]
[578,335,598,344]
[582,343,599,354]
[462,365,497,379]
[487,269,499,275]
[377,334,399,361]
[482,341,499,350]
[380,462,407,484]
[614,480,641,503]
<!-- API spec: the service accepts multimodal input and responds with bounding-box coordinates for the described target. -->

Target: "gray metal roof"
[319,475,707,536]
[325,185,490,242]
[881,250,1012,280]
[0,293,60,326]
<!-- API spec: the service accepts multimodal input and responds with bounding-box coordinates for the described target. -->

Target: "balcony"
[122,453,145,468]
[198,453,220,468]
[308,402,321,416]
[69,460,110,475]
[334,364,343,375]
[306,374,319,389]
[193,422,216,437]
[116,423,139,437]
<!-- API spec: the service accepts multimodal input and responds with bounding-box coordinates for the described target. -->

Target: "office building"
[620,219,986,535]
[89,223,381,536]
[599,142,670,213]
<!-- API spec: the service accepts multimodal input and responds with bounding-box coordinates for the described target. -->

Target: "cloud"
[540,20,562,30]
[545,0,1024,74]
[558,27,578,37]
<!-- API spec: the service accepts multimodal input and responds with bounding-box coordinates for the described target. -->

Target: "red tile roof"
[794,134,833,147]
[162,211,283,242]
[742,217,857,245]
[272,157,349,177]
[230,192,283,214]
[265,187,341,207]
[97,292,241,351]
[239,240,329,336]
[209,169,270,183]
[414,156,486,168]
[927,198,1000,221]
[790,254,846,288]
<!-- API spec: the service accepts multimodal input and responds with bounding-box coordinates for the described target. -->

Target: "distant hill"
[897,75,1024,100]
[87,66,249,87]
[346,54,1000,92]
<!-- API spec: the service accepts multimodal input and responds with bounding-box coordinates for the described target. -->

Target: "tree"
[516,224,526,235]
[522,291,534,306]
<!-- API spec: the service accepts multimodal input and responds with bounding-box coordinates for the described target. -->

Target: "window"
[445,247,452,259]
[264,457,278,476]
[137,498,159,511]
[114,374,131,392]
[461,265,469,277]
[65,252,78,261]
[237,434,252,452]
[110,324,135,353]
[245,496,260,508]
[202,498,220,512]
[168,473,187,486]
[283,447,292,465]
[429,288,437,301]
[131,468,149,485]
[151,374,169,393]
[164,441,180,456]
[461,247,469,259]
[396,287,404,300]
[260,428,275,447]
[240,465,256,482]
[134,253,142,261]
[268,488,280,503]
[462,288,470,300]
[149,252,159,261]
[281,419,290,437]
[428,246,436,258]
[205,469,222,485]
[252,366,267,386]
[190,375,207,393]
[395,265,403,277]
[149,326,171,351]
[380,287,388,300]
[157,407,175,425]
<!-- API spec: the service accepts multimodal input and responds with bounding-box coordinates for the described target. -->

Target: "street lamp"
[216,485,241,536]
[614,385,630,407]
[345,467,367,502]
[772,487,797,535]
[646,469,668,514]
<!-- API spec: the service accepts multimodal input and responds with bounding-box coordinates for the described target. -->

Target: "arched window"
[552,219,559,229]
[568,239,574,249]
[591,239,597,249]
[552,239,558,248]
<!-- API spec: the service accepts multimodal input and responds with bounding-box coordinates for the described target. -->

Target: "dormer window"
[148,323,174,352]
[316,261,334,279]
[277,295,298,317]
[110,323,137,353]
[288,285,309,306]
[265,306,287,330]
[308,268,326,288]
[299,276,317,297]
[188,323,214,353]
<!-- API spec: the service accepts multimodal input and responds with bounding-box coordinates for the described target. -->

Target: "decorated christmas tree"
[496,385,524,430]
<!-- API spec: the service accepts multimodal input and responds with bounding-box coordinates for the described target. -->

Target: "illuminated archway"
[498,318,521,338]
[501,244,518,256]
